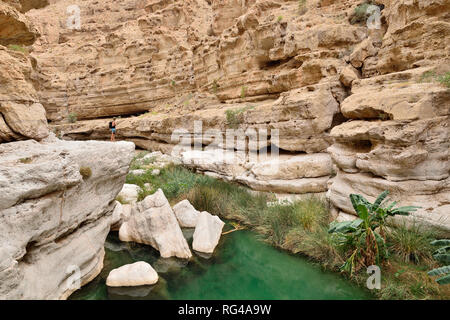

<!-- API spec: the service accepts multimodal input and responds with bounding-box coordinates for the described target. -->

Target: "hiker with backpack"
[109,118,116,142]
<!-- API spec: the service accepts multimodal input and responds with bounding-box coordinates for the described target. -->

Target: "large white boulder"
[119,189,192,259]
[172,199,200,228]
[117,184,142,204]
[0,137,135,299]
[106,262,158,287]
[192,211,225,254]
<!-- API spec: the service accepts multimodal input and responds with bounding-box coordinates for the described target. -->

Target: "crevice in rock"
[0,111,25,140]
[18,240,38,265]
[329,112,348,131]
[258,57,298,70]
[349,139,373,153]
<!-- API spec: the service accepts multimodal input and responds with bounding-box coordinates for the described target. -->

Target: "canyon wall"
[23,0,450,233]
[0,0,135,299]
[0,137,134,299]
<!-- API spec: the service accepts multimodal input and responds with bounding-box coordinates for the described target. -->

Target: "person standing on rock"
[110,118,117,142]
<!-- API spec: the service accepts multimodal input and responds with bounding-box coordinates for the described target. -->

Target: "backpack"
[109,121,113,129]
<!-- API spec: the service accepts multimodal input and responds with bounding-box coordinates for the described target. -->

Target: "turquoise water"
[69,229,372,300]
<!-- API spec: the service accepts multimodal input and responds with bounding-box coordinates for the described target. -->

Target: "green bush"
[129,153,154,170]
[186,185,227,216]
[240,86,247,99]
[79,166,92,180]
[211,80,219,94]
[387,222,435,264]
[68,112,77,123]
[225,105,254,129]
[19,157,32,164]
[351,3,371,24]
[428,239,450,285]
[437,72,450,88]
[284,226,345,269]
[419,71,450,88]
[419,71,436,83]
[8,44,28,54]
[115,195,129,205]
[350,2,381,25]
[328,191,420,275]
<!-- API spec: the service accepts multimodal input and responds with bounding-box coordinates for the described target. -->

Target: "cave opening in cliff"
[258,57,298,71]
[349,139,373,153]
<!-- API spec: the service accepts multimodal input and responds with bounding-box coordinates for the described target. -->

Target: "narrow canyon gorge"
[0,0,449,299]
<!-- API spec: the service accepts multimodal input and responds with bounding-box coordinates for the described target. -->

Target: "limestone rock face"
[373,0,450,76]
[249,153,332,181]
[119,189,192,259]
[192,211,225,254]
[0,47,49,142]
[0,1,39,46]
[180,150,333,194]
[0,137,135,299]
[329,171,450,235]
[0,1,49,143]
[10,0,448,234]
[339,65,360,88]
[106,262,158,287]
[341,68,450,121]
[172,199,200,228]
[328,67,450,235]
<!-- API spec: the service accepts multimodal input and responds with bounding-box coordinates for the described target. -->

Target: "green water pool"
[69,228,373,300]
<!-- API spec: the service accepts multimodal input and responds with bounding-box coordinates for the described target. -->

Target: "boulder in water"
[172,199,200,228]
[106,262,158,287]
[119,189,192,259]
[192,211,225,254]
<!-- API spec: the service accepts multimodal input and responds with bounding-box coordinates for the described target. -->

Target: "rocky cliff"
[0,0,135,299]
[25,0,448,233]
[0,0,448,299]
[0,136,134,299]
[0,0,49,142]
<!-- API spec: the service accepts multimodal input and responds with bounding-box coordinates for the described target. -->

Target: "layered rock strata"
[0,136,135,299]
[22,0,450,233]
[0,0,48,142]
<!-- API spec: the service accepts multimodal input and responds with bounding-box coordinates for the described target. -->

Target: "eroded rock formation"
[0,136,135,299]
[0,0,135,299]
[0,0,48,142]
[24,0,449,233]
